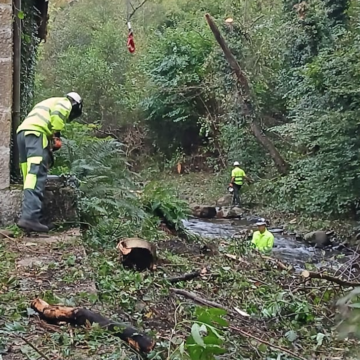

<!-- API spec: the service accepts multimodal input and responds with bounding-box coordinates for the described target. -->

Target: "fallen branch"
[170,288,231,312]
[31,298,155,353]
[224,253,251,266]
[0,230,15,240]
[260,255,292,271]
[170,288,248,317]
[8,334,51,360]
[167,268,207,283]
[230,326,307,360]
[301,270,360,287]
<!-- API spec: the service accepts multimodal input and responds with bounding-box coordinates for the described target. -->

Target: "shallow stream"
[183,217,341,268]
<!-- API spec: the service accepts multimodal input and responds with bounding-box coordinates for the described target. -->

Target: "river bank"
[1,175,360,359]
[150,171,360,245]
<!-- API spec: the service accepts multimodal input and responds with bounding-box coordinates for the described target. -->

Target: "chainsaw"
[227,185,234,194]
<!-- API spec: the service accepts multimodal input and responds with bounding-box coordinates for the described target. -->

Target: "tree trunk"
[250,122,289,175]
[205,13,289,175]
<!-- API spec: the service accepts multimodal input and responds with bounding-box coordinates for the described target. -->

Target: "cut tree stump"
[31,298,155,353]
[117,238,156,271]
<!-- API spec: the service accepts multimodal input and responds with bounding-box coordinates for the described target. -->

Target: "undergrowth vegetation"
[49,122,191,248]
[36,0,360,220]
[5,0,360,358]
[2,229,360,359]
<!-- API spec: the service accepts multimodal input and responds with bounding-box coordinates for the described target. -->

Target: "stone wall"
[0,0,13,190]
[0,180,78,227]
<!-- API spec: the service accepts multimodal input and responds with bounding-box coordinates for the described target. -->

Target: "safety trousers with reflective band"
[17,131,50,222]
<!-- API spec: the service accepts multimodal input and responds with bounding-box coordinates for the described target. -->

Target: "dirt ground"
[0,228,358,359]
[0,229,104,360]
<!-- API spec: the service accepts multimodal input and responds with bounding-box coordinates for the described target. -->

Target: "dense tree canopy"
[36,0,360,218]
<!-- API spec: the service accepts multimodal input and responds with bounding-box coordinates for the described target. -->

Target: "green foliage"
[141,24,215,154]
[272,30,360,216]
[36,0,360,218]
[50,123,190,248]
[337,287,360,339]
[35,0,142,127]
[52,123,143,226]
[141,181,191,230]
[185,308,227,360]
[323,0,351,26]
[21,0,41,118]
[12,0,41,183]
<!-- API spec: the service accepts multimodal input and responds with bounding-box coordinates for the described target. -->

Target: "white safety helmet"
[66,92,83,120]
[233,161,240,166]
[255,218,267,226]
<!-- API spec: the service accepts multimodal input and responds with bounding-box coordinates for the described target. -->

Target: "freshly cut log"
[31,298,155,353]
[117,237,156,271]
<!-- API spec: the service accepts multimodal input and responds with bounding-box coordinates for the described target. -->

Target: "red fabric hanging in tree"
[127,32,135,53]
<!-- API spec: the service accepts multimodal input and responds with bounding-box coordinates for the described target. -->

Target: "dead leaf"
[144,311,153,319]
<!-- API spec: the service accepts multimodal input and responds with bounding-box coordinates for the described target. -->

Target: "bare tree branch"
[128,0,148,22]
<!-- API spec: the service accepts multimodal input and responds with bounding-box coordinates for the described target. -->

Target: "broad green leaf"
[190,323,205,347]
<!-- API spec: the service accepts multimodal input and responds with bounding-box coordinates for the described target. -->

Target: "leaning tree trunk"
[205,14,289,176]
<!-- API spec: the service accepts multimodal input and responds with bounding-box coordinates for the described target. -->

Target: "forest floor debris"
[1,227,360,359]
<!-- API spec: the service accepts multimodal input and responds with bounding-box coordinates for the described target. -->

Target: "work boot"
[17,218,49,233]
[45,222,55,231]
[39,216,55,231]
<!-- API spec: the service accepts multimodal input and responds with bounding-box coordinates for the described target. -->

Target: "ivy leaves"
[185,308,228,360]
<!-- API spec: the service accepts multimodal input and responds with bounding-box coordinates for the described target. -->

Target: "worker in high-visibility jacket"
[229,161,250,206]
[16,92,83,232]
[251,219,274,253]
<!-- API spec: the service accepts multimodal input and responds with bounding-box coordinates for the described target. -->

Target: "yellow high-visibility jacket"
[231,167,246,185]
[17,97,72,137]
[251,229,274,253]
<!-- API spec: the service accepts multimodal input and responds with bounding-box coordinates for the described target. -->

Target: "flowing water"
[183,217,341,268]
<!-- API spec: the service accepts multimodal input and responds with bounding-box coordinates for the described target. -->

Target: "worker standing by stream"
[229,161,251,207]
[16,92,83,233]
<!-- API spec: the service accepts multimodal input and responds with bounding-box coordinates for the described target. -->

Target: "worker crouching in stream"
[251,219,275,254]
[16,92,83,233]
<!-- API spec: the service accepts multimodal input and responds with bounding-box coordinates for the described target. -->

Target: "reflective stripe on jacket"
[231,167,246,185]
[251,229,274,253]
[17,97,72,136]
